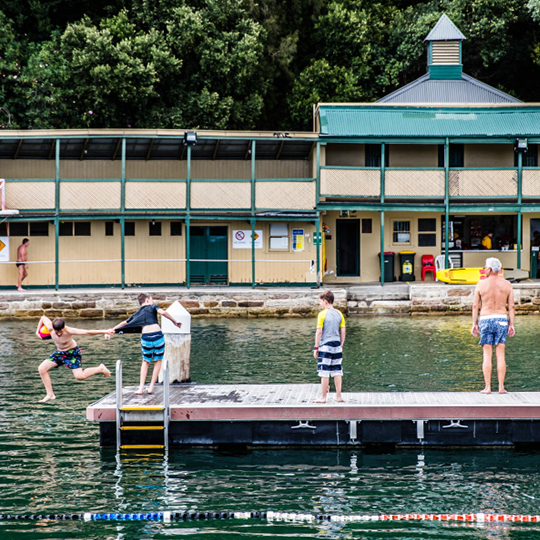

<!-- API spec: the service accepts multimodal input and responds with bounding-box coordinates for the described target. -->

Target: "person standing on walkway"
[37,316,113,403]
[471,257,515,394]
[313,291,346,403]
[16,238,29,291]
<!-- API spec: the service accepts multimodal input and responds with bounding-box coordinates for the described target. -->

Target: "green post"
[186,144,191,289]
[444,138,450,268]
[251,140,256,214]
[316,215,320,287]
[251,140,256,288]
[517,211,522,269]
[517,151,523,269]
[380,143,385,203]
[121,138,126,288]
[251,219,256,288]
[120,217,125,289]
[517,150,523,206]
[316,142,321,201]
[55,138,60,290]
[380,211,385,286]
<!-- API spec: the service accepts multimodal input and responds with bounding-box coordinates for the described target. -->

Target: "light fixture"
[515,138,528,152]
[152,219,155,226]
[184,131,197,146]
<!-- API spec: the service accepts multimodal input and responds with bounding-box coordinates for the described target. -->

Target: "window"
[361,219,372,234]
[170,222,183,236]
[514,144,538,167]
[392,220,411,244]
[418,218,436,247]
[9,222,28,236]
[30,222,49,236]
[75,222,91,236]
[149,221,162,236]
[269,223,289,250]
[105,222,114,236]
[124,222,135,236]
[365,144,390,167]
[0,223,7,236]
[59,222,73,236]
[438,144,464,167]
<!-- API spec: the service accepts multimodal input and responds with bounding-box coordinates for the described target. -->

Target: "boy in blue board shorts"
[109,293,182,395]
[313,291,346,403]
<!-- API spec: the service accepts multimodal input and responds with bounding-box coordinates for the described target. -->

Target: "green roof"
[318,106,540,138]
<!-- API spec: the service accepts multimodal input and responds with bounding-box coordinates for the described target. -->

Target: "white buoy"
[159,301,191,384]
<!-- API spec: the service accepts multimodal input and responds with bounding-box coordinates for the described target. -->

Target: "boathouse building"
[0,15,539,288]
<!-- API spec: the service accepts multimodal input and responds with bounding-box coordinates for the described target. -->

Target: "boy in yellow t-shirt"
[313,291,346,403]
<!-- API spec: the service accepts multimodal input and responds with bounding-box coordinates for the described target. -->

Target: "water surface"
[1,315,540,539]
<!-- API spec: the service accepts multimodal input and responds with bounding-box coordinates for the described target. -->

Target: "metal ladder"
[115,359,170,452]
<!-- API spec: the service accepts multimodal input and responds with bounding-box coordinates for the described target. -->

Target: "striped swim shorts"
[479,315,508,346]
[141,331,165,363]
[317,340,343,378]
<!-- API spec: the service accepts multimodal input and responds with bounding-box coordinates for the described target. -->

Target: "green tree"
[18,10,180,128]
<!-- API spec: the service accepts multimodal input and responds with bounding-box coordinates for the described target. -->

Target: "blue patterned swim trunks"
[141,331,165,363]
[479,316,508,346]
[49,346,82,369]
[317,340,343,378]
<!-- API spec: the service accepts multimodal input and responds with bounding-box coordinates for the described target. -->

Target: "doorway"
[336,219,360,277]
[189,226,228,285]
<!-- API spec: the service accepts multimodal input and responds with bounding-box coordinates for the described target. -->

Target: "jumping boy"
[109,294,182,395]
[313,290,346,403]
[37,316,113,403]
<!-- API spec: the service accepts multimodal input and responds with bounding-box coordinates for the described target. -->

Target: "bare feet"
[147,388,154,395]
[17,287,25,292]
[313,398,326,403]
[337,398,344,403]
[480,388,491,394]
[39,394,56,403]
[135,388,144,395]
[499,388,508,394]
[101,364,111,377]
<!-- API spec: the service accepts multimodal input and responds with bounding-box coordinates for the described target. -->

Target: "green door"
[189,226,228,285]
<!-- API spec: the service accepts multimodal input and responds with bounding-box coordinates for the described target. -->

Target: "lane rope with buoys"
[0,512,539,523]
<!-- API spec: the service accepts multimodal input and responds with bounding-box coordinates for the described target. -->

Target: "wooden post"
[159,301,191,384]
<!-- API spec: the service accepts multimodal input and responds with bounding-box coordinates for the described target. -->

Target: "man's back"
[477,276,513,316]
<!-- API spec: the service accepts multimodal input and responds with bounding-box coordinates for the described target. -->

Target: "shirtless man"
[16,238,29,291]
[471,257,515,394]
[37,315,113,403]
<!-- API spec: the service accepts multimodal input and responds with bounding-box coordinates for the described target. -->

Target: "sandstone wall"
[1,283,539,319]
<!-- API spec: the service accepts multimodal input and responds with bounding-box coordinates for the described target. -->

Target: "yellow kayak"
[436,267,503,284]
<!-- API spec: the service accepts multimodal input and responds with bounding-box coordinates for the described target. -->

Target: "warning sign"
[0,237,9,262]
[232,230,263,249]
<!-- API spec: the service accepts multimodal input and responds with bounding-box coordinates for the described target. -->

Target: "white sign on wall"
[0,237,9,262]
[232,230,263,249]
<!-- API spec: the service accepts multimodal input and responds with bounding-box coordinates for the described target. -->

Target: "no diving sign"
[232,230,263,249]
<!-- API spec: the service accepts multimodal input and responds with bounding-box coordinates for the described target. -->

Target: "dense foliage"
[1,0,540,131]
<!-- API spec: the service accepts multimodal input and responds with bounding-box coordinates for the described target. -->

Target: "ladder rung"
[120,426,164,431]
[120,445,165,450]
[120,406,164,411]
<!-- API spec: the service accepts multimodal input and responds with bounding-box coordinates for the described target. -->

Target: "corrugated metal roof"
[378,73,521,104]
[318,106,540,138]
[425,14,466,41]
[0,136,314,160]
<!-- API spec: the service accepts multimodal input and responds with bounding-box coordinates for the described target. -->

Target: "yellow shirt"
[481,235,492,250]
